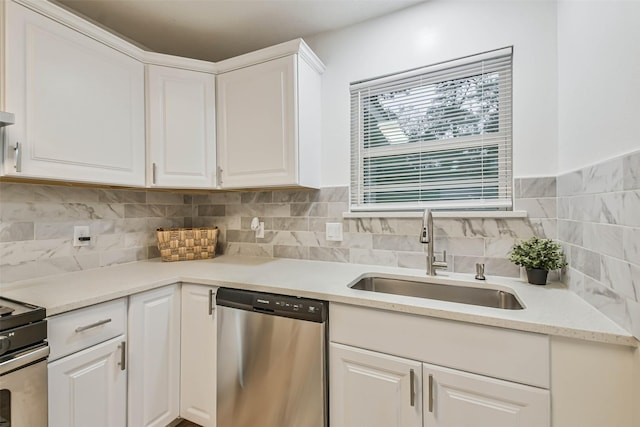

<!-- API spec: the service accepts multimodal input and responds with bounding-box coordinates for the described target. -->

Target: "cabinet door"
[147,65,216,188]
[180,284,217,426]
[4,1,144,186]
[48,335,127,427]
[216,55,297,188]
[128,285,181,427]
[330,343,422,427]
[424,363,550,427]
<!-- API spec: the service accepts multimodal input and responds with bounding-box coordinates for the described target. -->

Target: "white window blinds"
[350,47,513,211]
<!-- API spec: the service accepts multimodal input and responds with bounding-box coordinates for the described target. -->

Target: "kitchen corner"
[3,254,639,425]
[1,0,640,425]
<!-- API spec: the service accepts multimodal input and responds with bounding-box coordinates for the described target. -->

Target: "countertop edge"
[3,257,637,348]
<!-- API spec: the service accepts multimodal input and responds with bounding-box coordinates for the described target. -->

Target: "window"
[350,47,513,211]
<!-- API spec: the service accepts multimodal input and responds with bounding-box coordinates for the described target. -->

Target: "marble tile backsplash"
[0,183,189,283]
[191,180,556,279]
[0,179,555,285]
[558,150,640,340]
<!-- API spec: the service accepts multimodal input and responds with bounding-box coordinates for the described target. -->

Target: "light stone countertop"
[1,255,637,347]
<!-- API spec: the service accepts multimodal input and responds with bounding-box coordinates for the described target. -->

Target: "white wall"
[557,0,640,174]
[306,0,558,187]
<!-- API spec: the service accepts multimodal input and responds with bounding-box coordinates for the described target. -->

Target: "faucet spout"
[420,208,447,276]
[420,208,431,244]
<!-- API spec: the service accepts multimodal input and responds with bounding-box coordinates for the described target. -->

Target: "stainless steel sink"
[349,276,524,310]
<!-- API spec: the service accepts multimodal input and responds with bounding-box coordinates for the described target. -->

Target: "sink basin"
[349,276,524,310]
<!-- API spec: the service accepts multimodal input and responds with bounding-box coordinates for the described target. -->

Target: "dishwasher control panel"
[217,288,327,323]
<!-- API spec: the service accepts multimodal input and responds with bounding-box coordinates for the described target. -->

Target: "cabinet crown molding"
[13,0,325,74]
[216,38,326,74]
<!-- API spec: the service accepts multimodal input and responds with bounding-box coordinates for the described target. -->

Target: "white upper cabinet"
[147,65,216,188]
[2,0,321,190]
[3,1,145,186]
[216,41,324,189]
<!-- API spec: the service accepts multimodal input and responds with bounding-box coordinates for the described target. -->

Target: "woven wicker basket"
[157,227,219,262]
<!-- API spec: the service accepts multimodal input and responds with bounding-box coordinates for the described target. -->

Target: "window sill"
[342,210,529,219]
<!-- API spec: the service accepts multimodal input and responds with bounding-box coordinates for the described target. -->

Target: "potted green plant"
[509,237,567,285]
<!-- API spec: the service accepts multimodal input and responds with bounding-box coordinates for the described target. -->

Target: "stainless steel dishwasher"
[216,288,328,427]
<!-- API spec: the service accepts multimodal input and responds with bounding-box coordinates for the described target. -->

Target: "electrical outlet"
[256,222,265,239]
[326,222,343,241]
[73,226,91,247]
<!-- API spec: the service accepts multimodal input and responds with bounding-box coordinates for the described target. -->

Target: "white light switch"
[326,222,343,242]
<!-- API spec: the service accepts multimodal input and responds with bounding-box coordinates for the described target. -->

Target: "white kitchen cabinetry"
[47,298,128,427]
[424,363,550,426]
[3,1,145,186]
[180,284,218,426]
[330,342,422,427]
[48,336,127,427]
[216,41,323,189]
[330,303,551,427]
[147,65,216,188]
[128,284,181,427]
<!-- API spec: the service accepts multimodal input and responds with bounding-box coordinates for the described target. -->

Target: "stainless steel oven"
[0,297,48,427]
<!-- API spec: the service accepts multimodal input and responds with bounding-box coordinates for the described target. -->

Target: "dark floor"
[175,421,201,427]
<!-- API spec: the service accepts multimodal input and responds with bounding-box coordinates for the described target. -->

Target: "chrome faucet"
[420,208,448,276]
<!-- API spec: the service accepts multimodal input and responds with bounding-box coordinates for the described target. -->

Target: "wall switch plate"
[73,225,91,247]
[326,222,343,241]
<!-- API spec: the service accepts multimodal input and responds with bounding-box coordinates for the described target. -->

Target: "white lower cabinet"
[330,303,551,427]
[180,283,218,426]
[424,363,550,426]
[128,284,181,427]
[330,342,422,427]
[330,342,550,427]
[48,335,127,427]
[47,298,128,427]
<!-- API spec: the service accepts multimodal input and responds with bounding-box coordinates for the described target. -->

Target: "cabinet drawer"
[48,298,127,362]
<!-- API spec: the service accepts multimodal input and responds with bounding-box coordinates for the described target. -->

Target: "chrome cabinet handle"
[428,374,434,412]
[216,166,223,187]
[14,142,21,172]
[118,341,126,371]
[152,162,157,184]
[410,369,416,407]
[209,289,215,315]
[75,318,112,333]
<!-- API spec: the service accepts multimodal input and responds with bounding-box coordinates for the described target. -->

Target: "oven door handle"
[0,345,49,375]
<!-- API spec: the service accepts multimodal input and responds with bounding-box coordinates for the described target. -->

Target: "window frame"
[350,47,513,212]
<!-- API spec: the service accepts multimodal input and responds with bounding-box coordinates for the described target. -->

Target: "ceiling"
[55,0,425,63]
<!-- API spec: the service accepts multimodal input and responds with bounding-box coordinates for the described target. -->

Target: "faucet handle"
[433,250,448,270]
